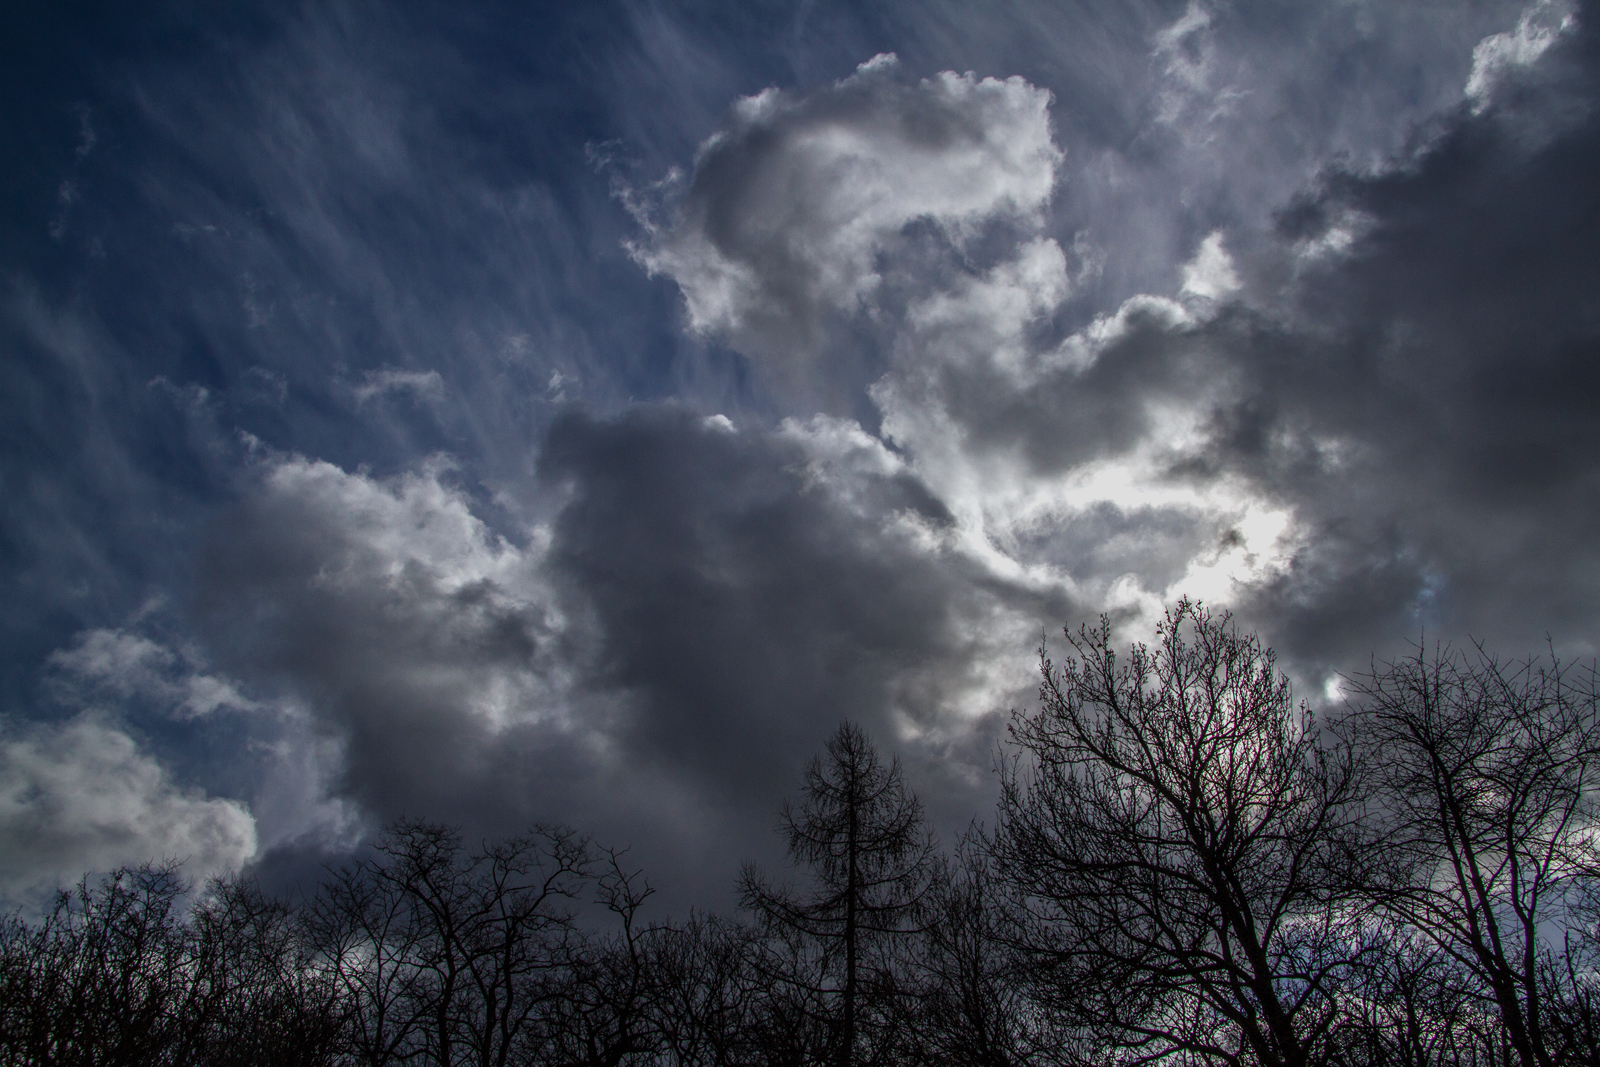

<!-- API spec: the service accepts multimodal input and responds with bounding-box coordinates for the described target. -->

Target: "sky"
[3,0,1597,913]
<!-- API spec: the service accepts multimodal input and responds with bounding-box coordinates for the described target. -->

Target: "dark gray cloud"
[191,412,1052,906]
[1244,101,1599,663]
[540,407,1025,796]
[1179,7,1600,664]
[197,454,564,817]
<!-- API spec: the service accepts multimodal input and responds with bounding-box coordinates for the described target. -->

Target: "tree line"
[5,599,1600,1066]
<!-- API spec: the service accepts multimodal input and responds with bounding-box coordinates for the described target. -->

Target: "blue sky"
[3,0,1596,911]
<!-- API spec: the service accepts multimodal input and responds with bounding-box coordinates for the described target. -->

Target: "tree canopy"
[6,610,1600,1066]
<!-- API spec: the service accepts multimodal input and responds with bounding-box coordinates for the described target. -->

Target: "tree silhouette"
[991,600,1367,1067]
[306,819,593,1067]
[1347,644,1600,1067]
[741,721,936,1067]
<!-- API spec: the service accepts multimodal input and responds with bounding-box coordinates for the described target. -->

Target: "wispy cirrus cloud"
[48,628,259,719]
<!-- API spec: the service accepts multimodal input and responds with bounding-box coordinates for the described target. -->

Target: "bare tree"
[631,913,770,1067]
[1329,927,1506,1067]
[741,721,936,1067]
[0,863,340,1067]
[910,848,1044,1067]
[0,864,191,1065]
[182,876,344,1067]
[1536,933,1600,1065]
[990,600,1367,1067]
[308,819,593,1067]
[307,846,435,1066]
[1346,644,1600,1067]
[532,849,663,1067]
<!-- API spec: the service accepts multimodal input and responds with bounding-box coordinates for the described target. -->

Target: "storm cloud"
[3,0,1597,909]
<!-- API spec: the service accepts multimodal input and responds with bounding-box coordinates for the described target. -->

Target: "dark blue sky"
[3,0,1596,912]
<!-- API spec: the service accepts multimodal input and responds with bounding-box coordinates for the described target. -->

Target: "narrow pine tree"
[741,721,936,1067]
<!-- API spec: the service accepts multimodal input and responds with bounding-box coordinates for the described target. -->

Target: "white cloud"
[41,624,356,859]
[1180,230,1241,302]
[0,715,257,900]
[625,43,1304,641]
[623,55,1302,637]
[778,413,915,522]
[905,237,1074,383]
[871,272,1301,632]
[1465,0,1576,113]
[260,455,522,588]
[1151,2,1248,130]
[246,718,364,855]
[352,367,446,405]
[631,54,1062,367]
[48,628,259,719]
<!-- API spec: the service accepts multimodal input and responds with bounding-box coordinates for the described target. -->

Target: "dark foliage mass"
[5,605,1600,1066]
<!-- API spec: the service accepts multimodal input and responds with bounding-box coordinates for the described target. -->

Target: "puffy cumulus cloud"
[622,36,1350,649]
[873,291,1305,645]
[195,450,667,892]
[195,420,1054,906]
[610,0,1600,682]
[843,216,1289,631]
[616,53,1318,659]
[0,715,257,900]
[868,1,1600,669]
[34,616,365,872]
[199,454,573,823]
[903,237,1078,386]
[630,54,1061,376]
